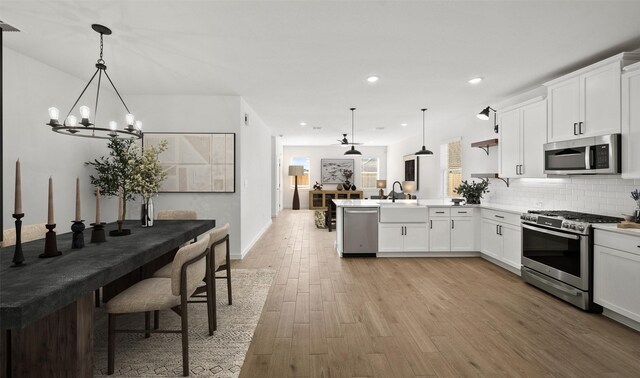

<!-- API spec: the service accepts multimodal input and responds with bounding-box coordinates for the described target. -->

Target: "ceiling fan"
[334,133,363,147]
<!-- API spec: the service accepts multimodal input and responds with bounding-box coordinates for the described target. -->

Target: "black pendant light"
[477,106,498,133]
[415,108,433,156]
[344,107,362,155]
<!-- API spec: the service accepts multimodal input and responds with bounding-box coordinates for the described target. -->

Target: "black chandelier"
[46,24,142,140]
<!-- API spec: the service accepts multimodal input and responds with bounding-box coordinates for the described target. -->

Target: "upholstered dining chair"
[153,223,232,333]
[105,234,212,377]
[1,223,47,247]
[157,210,198,220]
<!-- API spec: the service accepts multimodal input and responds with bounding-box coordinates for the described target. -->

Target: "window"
[290,157,310,188]
[361,158,379,189]
[442,140,462,197]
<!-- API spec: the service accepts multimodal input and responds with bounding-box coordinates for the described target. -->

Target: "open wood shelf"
[471,173,510,187]
[471,138,499,155]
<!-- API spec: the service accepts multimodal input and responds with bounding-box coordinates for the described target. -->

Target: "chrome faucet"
[391,181,403,203]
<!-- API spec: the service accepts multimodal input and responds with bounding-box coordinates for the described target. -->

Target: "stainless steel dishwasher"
[343,207,378,256]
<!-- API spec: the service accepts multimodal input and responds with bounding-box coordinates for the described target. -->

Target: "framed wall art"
[403,154,419,190]
[143,132,235,193]
[321,159,354,184]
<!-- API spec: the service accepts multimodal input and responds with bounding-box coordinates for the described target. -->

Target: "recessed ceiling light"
[468,77,483,84]
[367,75,379,83]
[299,122,307,126]
[401,123,407,127]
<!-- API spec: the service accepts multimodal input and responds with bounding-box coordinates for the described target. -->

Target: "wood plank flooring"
[235,210,640,377]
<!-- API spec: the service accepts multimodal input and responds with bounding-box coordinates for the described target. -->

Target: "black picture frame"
[403,154,419,190]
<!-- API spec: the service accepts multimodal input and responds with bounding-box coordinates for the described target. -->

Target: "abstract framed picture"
[403,154,419,190]
[321,159,354,184]
[143,132,235,193]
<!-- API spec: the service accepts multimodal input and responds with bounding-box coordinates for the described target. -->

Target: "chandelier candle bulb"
[66,115,78,127]
[75,177,81,222]
[14,159,22,214]
[47,176,54,224]
[79,106,91,125]
[48,107,60,125]
[135,121,142,131]
[126,113,135,126]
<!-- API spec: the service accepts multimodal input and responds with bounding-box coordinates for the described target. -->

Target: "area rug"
[93,268,275,377]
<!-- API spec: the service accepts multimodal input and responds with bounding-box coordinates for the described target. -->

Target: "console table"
[309,189,363,210]
[0,219,214,377]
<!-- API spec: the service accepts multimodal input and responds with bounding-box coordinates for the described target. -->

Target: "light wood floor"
[235,210,640,377]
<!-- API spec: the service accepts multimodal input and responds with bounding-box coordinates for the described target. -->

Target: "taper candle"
[118,188,123,221]
[14,159,22,214]
[95,187,101,224]
[47,176,54,224]
[75,177,81,221]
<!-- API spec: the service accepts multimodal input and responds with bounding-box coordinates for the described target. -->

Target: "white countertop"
[332,199,529,215]
[593,223,640,237]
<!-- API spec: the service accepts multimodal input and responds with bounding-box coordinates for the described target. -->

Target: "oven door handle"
[524,268,583,297]
[521,223,581,240]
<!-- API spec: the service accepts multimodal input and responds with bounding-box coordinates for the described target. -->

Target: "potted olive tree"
[454,180,490,204]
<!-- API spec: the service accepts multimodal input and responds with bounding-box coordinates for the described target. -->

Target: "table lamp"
[402,180,416,199]
[376,180,387,197]
[289,165,304,210]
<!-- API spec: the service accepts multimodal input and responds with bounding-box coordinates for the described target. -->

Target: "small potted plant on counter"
[454,180,489,205]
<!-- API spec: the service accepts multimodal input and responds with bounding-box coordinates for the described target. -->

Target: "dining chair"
[157,210,198,220]
[2,223,47,247]
[153,223,232,333]
[105,234,211,377]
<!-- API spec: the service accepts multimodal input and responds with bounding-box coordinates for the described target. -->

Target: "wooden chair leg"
[181,299,189,376]
[145,312,151,338]
[206,272,215,335]
[226,241,232,305]
[154,310,160,330]
[108,314,116,375]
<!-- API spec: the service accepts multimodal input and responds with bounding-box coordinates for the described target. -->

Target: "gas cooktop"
[521,210,622,235]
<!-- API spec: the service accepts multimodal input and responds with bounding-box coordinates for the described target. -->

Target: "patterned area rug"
[94,269,275,377]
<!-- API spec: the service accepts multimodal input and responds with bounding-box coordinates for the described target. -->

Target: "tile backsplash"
[485,176,640,217]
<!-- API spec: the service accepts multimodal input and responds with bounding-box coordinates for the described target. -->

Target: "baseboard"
[603,309,640,333]
[480,254,522,276]
[376,251,481,258]
[234,219,272,260]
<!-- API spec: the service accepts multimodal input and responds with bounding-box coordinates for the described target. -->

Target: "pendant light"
[415,108,433,156]
[477,106,498,133]
[344,107,362,155]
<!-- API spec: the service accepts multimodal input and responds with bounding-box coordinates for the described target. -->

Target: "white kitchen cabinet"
[622,62,640,178]
[480,209,522,270]
[429,208,475,252]
[545,53,640,143]
[378,223,428,253]
[594,229,640,323]
[499,97,547,178]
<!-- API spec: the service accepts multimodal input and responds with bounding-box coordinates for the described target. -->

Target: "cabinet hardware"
[520,165,524,175]
[457,211,467,214]
[494,215,504,219]
[436,211,445,214]
[496,225,499,235]
[430,220,433,229]
[579,121,584,134]
[516,165,519,175]
[499,225,503,235]
[573,122,578,135]
[451,220,455,229]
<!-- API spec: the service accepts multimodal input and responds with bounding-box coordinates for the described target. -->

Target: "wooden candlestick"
[75,177,81,221]
[11,213,25,267]
[47,176,54,224]
[40,223,61,258]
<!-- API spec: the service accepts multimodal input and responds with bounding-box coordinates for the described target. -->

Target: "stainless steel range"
[520,210,621,312]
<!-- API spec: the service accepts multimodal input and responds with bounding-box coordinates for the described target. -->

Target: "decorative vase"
[141,197,154,227]
[337,184,343,191]
[351,184,356,191]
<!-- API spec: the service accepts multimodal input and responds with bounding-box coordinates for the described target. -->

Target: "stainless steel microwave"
[543,134,621,175]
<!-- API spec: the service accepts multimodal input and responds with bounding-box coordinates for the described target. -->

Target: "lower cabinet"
[378,223,428,252]
[428,208,475,252]
[594,230,640,323]
[480,211,522,269]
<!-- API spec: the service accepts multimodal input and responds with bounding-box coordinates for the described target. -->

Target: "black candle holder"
[90,222,106,243]
[11,213,25,267]
[71,220,85,249]
[109,220,131,237]
[39,223,62,258]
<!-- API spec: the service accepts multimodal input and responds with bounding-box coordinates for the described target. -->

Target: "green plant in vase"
[454,180,490,205]
[86,138,167,223]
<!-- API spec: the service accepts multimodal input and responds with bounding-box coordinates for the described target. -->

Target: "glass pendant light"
[344,107,362,155]
[415,108,433,156]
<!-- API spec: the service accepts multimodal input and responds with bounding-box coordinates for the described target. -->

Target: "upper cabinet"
[498,97,547,178]
[544,53,640,143]
[622,62,640,179]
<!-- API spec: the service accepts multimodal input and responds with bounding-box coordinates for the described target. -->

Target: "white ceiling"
[3,1,640,146]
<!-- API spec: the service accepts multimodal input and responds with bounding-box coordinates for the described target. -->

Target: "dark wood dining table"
[0,219,215,377]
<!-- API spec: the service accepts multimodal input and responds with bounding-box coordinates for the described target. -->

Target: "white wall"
[282,145,387,209]
[126,94,244,257]
[240,99,273,256]
[386,86,640,217]
[3,47,119,233]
